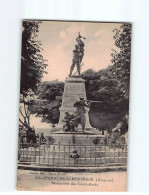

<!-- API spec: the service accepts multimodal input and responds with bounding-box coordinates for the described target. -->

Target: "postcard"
[17,20,131,191]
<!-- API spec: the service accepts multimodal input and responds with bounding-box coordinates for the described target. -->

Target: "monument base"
[48,126,102,145]
[46,133,104,145]
[57,76,93,130]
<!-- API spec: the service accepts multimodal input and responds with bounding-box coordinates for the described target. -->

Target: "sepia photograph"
[17,20,132,191]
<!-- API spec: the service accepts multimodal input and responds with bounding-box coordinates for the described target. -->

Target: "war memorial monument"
[50,33,102,146]
[18,33,127,169]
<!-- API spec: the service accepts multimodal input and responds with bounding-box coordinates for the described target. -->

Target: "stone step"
[19,156,127,165]
[19,150,127,158]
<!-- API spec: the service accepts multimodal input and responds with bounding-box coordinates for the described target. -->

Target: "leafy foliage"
[19,88,36,126]
[19,21,47,129]
[81,68,127,131]
[81,24,131,132]
[81,68,127,114]
[30,81,64,125]
[111,24,132,100]
[20,21,47,94]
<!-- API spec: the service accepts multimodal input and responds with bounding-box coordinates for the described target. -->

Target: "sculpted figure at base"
[62,112,71,132]
[62,97,90,133]
[62,111,80,132]
[74,97,90,133]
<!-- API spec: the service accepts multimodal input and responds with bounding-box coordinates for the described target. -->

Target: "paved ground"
[17,169,127,191]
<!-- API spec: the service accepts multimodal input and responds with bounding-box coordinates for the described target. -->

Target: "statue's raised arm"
[76,32,86,63]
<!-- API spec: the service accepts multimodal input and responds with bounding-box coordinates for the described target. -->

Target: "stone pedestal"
[57,76,92,130]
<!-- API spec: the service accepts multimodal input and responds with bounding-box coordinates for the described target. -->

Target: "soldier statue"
[74,97,90,133]
[69,33,86,76]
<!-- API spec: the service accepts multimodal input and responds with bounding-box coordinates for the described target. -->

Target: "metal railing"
[18,143,127,167]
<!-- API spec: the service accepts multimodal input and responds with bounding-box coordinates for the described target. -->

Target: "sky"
[37,21,122,82]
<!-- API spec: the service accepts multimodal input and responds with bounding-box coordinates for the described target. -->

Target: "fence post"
[53,146,55,165]
[73,143,75,167]
[64,145,65,165]
[118,146,119,164]
[85,144,86,165]
[114,145,115,164]
[105,145,106,164]
[26,144,28,163]
[22,144,24,162]
[69,142,70,165]
[43,143,45,164]
[30,145,32,164]
[90,141,91,165]
[34,145,36,164]
[39,144,40,164]
[95,144,96,166]
[48,145,50,165]
[58,142,60,166]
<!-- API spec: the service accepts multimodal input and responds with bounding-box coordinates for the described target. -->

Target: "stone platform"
[46,131,104,145]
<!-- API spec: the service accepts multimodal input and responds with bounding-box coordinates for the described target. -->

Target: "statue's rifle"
[85,100,102,103]
[75,100,102,103]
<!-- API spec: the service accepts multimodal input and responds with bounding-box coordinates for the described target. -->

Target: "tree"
[81,24,131,133]
[111,24,132,100]
[81,68,125,131]
[81,68,124,113]
[19,88,36,127]
[19,21,47,128]
[110,24,131,132]
[30,80,64,126]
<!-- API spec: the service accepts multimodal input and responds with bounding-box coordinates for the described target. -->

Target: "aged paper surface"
[17,20,131,191]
